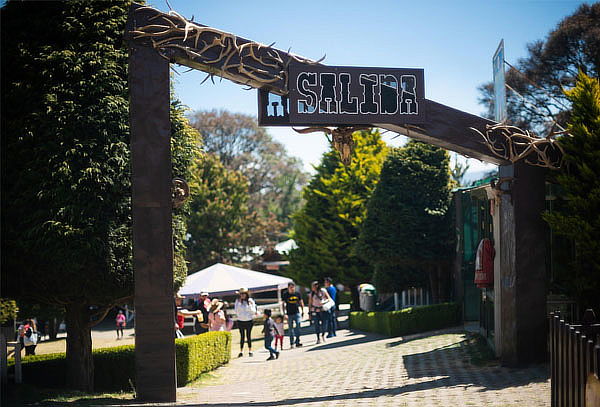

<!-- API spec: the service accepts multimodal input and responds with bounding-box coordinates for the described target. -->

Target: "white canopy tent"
[178,263,294,297]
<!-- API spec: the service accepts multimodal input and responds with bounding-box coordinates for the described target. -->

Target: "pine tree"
[543,72,600,312]
[287,130,387,293]
[1,1,198,390]
[357,141,454,301]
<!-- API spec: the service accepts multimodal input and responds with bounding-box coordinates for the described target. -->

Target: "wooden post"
[13,342,21,384]
[498,162,547,366]
[1,334,6,387]
[128,43,176,402]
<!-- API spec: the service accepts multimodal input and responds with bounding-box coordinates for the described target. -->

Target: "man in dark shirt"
[281,282,305,348]
[324,277,338,337]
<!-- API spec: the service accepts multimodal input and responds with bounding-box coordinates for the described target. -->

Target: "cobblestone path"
[178,328,549,406]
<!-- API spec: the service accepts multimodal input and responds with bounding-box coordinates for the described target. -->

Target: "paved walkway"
[177,328,550,407]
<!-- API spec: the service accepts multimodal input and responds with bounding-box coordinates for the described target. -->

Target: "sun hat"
[238,287,249,294]
[200,292,209,297]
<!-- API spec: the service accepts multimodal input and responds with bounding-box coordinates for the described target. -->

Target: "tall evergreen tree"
[287,130,387,293]
[543,72,600,312]
[357,141,454,302]
[1,1,198,390]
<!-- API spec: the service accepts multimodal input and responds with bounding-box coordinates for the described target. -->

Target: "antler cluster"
[471,123,564,169]
[130,7,323,91]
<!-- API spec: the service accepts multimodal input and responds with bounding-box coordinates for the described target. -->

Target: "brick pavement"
[176,328,550,407]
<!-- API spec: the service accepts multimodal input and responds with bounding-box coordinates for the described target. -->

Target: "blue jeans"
[312,310,328,338]
[264,335,277,356]
[287,313,302,345]
[327,308,337,336]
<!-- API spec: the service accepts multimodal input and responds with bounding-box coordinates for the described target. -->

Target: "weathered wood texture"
[379,100,508,165]
[128,40,176,401]
[498,162,547,366]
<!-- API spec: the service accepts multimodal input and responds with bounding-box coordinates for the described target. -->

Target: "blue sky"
[152,0,586,175]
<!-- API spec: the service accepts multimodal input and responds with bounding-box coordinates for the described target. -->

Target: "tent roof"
[178,263,294,297]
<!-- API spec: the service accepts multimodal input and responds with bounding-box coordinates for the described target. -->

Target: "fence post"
[560,319,567,407]
[0,334,6,387]
[14,342,21,384]
[574,329,582,407]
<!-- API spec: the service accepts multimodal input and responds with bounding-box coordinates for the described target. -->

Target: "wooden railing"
[549,310,600,407]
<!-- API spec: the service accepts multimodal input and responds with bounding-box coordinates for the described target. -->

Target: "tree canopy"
[1,0,198,390]
[189,110,307,242]
[543,72,600,312]
[478,3,600,133]
[286,130,388,288]
[357,141,454,300]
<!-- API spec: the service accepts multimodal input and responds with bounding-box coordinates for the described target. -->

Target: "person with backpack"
[18,319,38,355]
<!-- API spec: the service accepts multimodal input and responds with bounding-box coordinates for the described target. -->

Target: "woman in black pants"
[234,288,257,357]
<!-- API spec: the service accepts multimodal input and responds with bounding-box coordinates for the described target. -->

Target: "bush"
[1,299,19,325]
[349,303,461,336]
[8,331,231,391]
[337,291,353,304]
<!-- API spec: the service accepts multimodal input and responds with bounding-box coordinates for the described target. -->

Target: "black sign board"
[287,64,425,125]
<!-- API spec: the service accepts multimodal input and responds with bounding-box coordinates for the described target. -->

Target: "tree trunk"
[48,318,58,341]
[65,303,93,392]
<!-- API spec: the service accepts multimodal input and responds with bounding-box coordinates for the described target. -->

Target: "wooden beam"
[377,100,508,165]
[128,41,176,401]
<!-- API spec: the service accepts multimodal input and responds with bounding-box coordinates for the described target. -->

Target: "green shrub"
[349,303,461,336]
[176,331,231,386]
[8,331,231,391]
[1,299,19,325]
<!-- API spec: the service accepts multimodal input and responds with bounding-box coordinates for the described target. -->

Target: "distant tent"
[178,263,294,297]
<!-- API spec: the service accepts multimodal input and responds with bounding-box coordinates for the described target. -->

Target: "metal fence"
[549,310,600,407]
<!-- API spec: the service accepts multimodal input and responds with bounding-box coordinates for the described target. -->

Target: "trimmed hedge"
[8,331,231,391]
[349,303,461,337]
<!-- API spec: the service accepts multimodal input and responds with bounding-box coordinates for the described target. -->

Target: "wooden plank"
[128,38,176,402]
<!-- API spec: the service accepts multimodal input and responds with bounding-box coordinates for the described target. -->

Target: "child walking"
[274,315,285,351]
[262,309,280,361]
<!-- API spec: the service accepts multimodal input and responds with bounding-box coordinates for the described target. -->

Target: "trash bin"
[358,283,376,311]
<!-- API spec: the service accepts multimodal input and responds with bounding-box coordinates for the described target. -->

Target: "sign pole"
[493,39,507,123]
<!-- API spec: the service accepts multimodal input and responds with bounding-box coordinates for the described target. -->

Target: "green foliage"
[478,4,600,133]
[357,141,454,295]
[287,130,388,287]
[186,152,251,270]
[189,110,308,243]
[175,331,231,385]
[1,299,19,325]
[543,73,600,311]
[349,303,461,337]
[8,332,231,390]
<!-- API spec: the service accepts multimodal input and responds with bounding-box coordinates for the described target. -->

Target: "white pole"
[420,288,423,306]
[277,288,283,315]
[401,291,406,309]
[426,290,430,305]
[394,292,399,311]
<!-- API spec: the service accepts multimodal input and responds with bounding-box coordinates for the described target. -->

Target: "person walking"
[262,309,280,361]
[273,315,285,351]
[234,287,257,357]
[281,282,304,348]
[115,310,126,339]
[207,299,227,331]
[19,319,38,355]
[324,277,338,337]
[308,281,333,344]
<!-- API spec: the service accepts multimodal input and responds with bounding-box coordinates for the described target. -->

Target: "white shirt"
[234,298,257,321]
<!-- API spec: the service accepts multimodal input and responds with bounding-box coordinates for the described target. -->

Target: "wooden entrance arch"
[125,4,559,401]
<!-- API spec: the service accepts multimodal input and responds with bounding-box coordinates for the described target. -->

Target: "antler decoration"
[130,7,324,91]
[293,127,369,165]
[470,123,564,169]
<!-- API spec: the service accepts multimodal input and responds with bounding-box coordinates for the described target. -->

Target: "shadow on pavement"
[305,332,386,352]
[171,378,456,407]
[384,326,465,348]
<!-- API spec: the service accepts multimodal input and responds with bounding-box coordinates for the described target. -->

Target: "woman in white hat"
[234,287,257,357]
[207,299,227,332]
